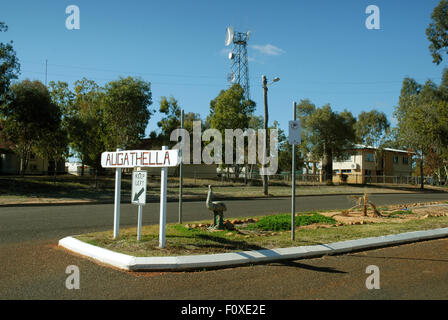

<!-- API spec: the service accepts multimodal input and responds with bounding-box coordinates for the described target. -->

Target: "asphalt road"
[1,192,448,300]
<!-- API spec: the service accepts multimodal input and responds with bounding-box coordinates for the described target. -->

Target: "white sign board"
[101,149,179,168]
[132,170,147,205]
[288,120,301,145]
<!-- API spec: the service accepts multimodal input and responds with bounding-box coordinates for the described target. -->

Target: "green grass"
[246,213,336,231]
[387,210,413,218]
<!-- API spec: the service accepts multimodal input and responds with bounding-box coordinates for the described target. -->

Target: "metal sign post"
[178,109,184,224]
[132,169,147,241]
[101,148,179,243]
[159,146,168,248]
[113,148,122,239]
[289,102,301,241]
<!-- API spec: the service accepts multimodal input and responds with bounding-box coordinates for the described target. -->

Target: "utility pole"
[262,75,269,196]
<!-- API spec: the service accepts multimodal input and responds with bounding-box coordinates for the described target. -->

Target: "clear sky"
[1,0,445,135]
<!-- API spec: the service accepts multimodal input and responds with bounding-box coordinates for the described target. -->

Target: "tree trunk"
[20,146,30,176]
[53,159,57,184]
[443,166,448,185]
[420,152,424,190]
[322,143,333,185]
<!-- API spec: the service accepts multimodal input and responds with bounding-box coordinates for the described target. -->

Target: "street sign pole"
[159,146,168,248]
[132,168,147,241]
[291,102,297,241]
[289,102,301,241]
[137,204,143,241]
[178,109,184,224]
[113,148,122,239]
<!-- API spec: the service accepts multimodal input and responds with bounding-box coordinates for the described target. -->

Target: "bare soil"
[319,201,448,225]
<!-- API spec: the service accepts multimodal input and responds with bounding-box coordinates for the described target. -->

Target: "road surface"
[1,192,448,299]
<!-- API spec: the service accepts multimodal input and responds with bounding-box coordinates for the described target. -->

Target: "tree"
[0,22,20,106]
[394,74,448,188]
[153,95,181,147]
[34,125,68,177]
[355,109,390,173]
[298,101,357,184]
[48,80,75,117]
[102,76,153,150]
[209,84,256,132]
[1,80,62,174]
[273,120,303,173]
[49,79,106,175]
[426,0,448,64]
[208,84,256,178]
[355,110,390,147]
[184,112,203,133]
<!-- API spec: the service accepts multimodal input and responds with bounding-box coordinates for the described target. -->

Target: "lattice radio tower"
[225,26,251,100]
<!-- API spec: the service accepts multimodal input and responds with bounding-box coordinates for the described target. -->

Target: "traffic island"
[59,227,448,271]
[58,202,448,271]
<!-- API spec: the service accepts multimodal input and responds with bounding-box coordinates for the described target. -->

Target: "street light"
[261,75,280,196]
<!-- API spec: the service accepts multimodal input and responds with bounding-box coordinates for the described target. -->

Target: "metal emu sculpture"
[206,185,227,229]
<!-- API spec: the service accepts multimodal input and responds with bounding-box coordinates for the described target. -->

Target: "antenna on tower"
[225,26,251,100]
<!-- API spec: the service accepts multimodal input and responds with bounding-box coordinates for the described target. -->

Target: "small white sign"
[288,120,301,145]
[132,170,147,205]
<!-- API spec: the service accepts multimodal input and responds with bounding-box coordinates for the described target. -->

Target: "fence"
[0,168,439,188]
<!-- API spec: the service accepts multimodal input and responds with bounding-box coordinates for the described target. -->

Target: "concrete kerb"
[58,227,448,272]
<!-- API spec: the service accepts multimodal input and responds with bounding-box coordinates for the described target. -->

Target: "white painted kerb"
[59,227,448,271]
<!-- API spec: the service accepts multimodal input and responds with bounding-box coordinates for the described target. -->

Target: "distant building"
[65,162,95,176]
[0,132,65,175]
[0,148,64,175]
[319,144,413,184]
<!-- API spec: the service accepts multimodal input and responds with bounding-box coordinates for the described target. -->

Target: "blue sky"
[1,0,445,135]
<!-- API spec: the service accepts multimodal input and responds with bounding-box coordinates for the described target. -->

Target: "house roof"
[353,144,414,154]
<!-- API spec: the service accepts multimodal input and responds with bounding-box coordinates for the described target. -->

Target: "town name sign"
[101,149,179,168]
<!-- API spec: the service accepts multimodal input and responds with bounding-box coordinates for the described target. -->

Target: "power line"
[21,60,223,80]
[20,70,226,87]
[22,59,442,86]
[22,69,401,93]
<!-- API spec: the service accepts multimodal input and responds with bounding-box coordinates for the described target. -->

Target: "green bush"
[253,213,336,231]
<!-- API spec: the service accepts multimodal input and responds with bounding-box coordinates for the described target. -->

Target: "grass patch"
[246,213,336,231]
[387,210,413,218]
